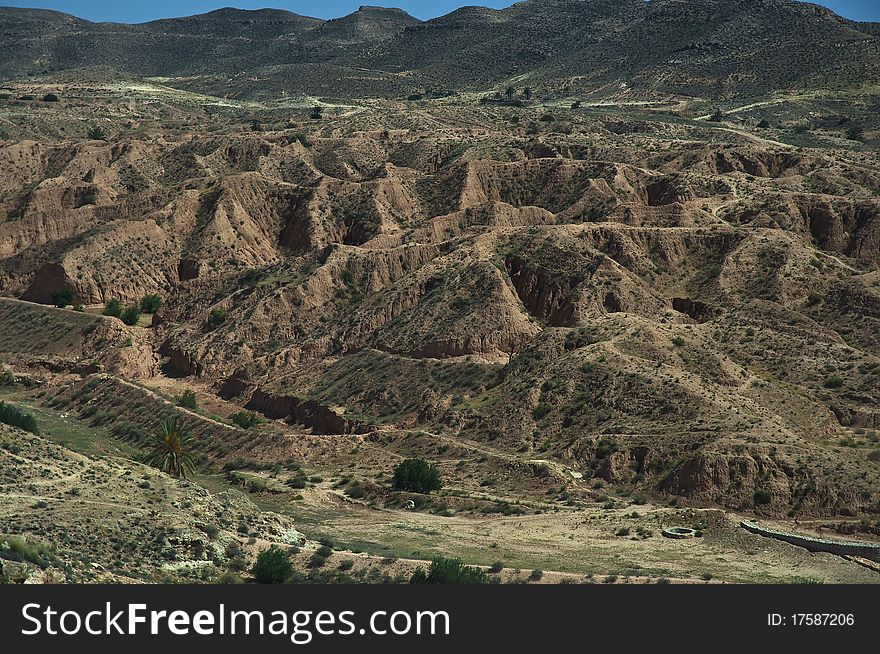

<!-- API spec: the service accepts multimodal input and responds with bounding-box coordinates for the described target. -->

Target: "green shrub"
[0,535,54,566]
[140,294,163,313]
[206,308,228,329]
[753,489,772,505]
[252,546,294,584]
[309,546,332,568]
[846,124,864,141]
[217,571,244,584]
[175,390,198,410]
[0,402,39,434]
[532,404,552,420]
[410,557,487,584]
[345,482,365,499]
[823,376,844,389]
[392,458,442,494]
[231,411,260,429]
[489,561,504,574]
[87,126,106,140]
[51,287,74,308]
[121,306,140,326]
[292,132,310,147]
[103,299,123,318]
[42,93,59,102]
[529,569,544,582]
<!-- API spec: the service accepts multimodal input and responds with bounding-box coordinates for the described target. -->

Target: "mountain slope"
[0,0,877,99]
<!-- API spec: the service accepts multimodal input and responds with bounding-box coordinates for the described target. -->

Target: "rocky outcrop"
[505,256,578,327]
[246,388,368,435]
[671,297,718,323]
[158,341,203,378]
[660,451,875,517]
[22,263,76,305]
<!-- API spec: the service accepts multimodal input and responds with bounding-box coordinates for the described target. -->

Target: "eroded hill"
[0,77,878,528]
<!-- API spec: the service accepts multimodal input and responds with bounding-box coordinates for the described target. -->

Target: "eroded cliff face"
[246,388,367,435]
[659,450,872,517]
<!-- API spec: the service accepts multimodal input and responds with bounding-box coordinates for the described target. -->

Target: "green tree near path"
[144,417,196,479]
[51,287,74,308]
[392,458,442,494]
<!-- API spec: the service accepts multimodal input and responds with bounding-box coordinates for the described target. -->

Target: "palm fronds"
[144,416,196,479]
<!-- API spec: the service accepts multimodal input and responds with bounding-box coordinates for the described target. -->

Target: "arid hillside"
[0,76,878,526]
[0,3,879,583]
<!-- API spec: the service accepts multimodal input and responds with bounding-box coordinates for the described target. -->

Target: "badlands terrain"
[0,1,879,584]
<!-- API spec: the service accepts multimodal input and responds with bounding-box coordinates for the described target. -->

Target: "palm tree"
[505,85,515,100]
[523,87,533,101]
[145,417,196,479]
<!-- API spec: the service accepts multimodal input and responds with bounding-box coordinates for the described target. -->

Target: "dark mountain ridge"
[0,0,877,98]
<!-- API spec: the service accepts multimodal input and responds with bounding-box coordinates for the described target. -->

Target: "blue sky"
[4,1,879,23]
